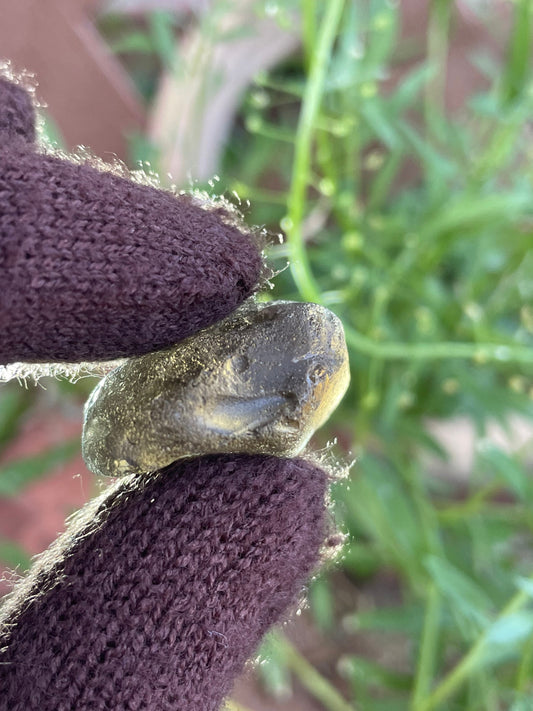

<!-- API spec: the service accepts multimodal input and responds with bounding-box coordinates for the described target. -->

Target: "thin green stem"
[417,587,532,711]
[286,0,346,303]
[344,326,533,365]
[501,0,533,104]
[425,0,452,127]
[516,632,533,692]
[411,584,442,710]
[302,0,317,67]
[277,635,357,711]
[435,484,506,523]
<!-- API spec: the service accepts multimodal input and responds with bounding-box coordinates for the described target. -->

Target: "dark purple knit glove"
[0,78,329,710]
[0,76,262,363]
[0,456,326,711]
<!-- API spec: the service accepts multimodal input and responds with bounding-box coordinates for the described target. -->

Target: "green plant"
[0,378,96,573]
[222,0,533,708]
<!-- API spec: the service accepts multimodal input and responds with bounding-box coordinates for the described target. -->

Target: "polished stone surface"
[82,300,350,476]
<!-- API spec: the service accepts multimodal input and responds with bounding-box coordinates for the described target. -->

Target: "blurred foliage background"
[2,1,533,709]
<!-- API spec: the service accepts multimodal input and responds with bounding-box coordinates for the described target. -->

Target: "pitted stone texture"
[82,301,350,477]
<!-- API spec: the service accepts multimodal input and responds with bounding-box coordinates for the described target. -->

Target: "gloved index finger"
[0,78,263,365]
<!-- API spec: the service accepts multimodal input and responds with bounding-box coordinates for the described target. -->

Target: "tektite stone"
[82,300,350,476]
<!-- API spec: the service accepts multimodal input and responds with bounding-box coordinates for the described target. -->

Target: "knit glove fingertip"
[0,455,328,711]
[0,77,262,364]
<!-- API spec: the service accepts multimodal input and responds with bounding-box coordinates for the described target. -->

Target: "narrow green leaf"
[501,0,533,104]
[389,64,437,113]
[397,121,456,181]
[482,611,533,664]
[0,386,32,452]
[516,577,533,598]
[0,539,31,571]
[419,192,532,241]
[362,2,399,69]
[309,575,335,631]
[424,555,493,631]
[361,99,401,150]
[477,443,528,500]
[149,11,177,70]
[256,634,291,700]
[0,440,79,497]
[110,32,154,55]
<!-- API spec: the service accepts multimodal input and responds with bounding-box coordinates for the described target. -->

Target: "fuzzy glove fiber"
[0,77,327,710]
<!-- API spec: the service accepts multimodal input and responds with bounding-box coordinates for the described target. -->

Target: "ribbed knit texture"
[0,454,327,711]
[0,77,262,363]
[0,78,328,711]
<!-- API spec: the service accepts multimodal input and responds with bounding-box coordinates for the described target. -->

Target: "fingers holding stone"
[0,455,328,711]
